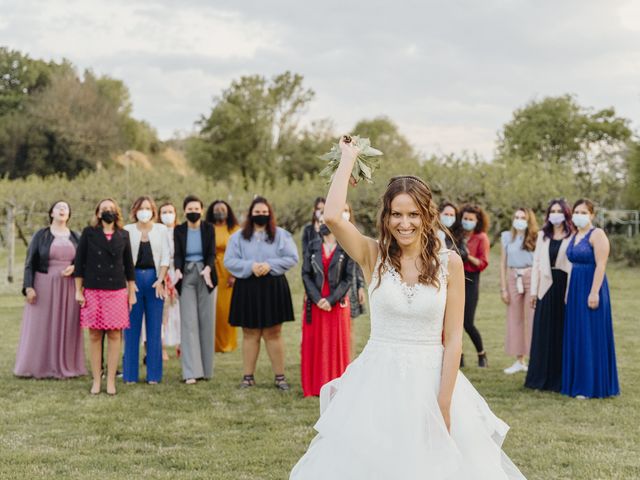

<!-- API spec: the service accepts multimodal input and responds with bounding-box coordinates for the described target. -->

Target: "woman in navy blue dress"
[562,199,619,399]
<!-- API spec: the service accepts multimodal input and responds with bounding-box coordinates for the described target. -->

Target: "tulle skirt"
[290,339,526,479]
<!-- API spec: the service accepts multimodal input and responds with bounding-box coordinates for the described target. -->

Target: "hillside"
[113,147,193,176]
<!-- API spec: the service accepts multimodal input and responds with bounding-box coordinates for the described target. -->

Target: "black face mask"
[213,212,227,222]
[251,215,269,226]
[186,212,201,223]
[319,224,331,237]
[101,211,116,224]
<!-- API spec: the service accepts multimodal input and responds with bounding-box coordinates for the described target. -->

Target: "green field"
[0,250,638,480]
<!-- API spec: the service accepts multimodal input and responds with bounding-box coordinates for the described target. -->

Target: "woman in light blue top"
[500,208,538,375]
[224,196,299,390]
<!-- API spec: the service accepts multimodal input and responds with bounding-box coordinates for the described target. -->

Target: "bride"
[289,138,526,479]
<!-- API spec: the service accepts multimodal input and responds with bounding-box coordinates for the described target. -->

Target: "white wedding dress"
[290,251,527,479]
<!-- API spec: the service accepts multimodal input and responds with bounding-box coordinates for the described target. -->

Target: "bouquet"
[319,135,383,184]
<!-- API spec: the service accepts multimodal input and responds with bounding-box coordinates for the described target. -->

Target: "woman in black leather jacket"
[14,201,86,379]
[300,220,354,397]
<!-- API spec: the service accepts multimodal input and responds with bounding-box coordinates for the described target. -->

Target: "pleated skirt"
[229,274,295,328]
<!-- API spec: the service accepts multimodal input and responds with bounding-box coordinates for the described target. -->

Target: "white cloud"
[1,0,638,157]
[1,1,280,61]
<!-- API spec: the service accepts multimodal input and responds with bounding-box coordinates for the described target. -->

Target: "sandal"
[274,374,290,391]
[239,374,256,388]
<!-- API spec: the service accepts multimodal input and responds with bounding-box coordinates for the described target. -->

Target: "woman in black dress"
[525,199,574,391]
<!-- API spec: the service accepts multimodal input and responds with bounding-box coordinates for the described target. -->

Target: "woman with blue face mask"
[525,199,574,392]
[562,199,619,399]
[123,196,171,385]
[500,208,538,375]
[459,204,490,368]
[437,202,466,256]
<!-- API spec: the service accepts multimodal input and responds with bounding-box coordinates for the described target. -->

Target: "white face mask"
[572,213,591,229]
[440,214,455,228]
[137,210,153,223]
[342,212,351,222]
[512,219,527,231]
[160,213,175,226]
[548,213,565,225]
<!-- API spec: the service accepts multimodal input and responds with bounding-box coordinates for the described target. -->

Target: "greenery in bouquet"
[319,135,384,184]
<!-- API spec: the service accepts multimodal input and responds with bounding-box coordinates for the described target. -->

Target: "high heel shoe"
[478,352,488,368]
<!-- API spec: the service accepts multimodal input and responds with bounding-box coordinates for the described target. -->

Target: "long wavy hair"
[541,198,574,240]
[241,196,277,243]
[376,176,443,290]
[509,208,538,251]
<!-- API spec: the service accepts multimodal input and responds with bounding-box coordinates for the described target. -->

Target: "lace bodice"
[368,251,449,346]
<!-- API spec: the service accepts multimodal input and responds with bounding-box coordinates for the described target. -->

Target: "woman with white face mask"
[525,199,574,392]
[500,208,538,374]
[561,199,619,399]
[159,202,181,359]
[123,196,171,385]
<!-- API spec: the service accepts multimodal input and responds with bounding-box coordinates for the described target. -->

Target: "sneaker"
[575,395,588,400]
[503,361,527,374]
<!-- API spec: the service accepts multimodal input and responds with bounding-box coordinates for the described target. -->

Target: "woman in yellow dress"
[206,200,241,352]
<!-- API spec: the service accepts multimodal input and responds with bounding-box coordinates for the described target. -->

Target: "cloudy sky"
[1,0,639,158]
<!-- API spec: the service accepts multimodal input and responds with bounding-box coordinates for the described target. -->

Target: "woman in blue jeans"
[123,196,171,384]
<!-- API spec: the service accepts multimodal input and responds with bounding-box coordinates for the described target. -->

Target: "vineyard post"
[6,204,16,283]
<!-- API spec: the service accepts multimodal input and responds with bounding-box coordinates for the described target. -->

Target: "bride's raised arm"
[323,137,379,282]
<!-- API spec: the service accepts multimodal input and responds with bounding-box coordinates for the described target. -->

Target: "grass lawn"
[0,249,639,479]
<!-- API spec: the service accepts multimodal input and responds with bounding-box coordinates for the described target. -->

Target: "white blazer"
[530,230,572,300]
[124,222,171,276]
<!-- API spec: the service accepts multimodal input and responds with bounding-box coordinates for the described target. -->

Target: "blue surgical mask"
[512,219,527,231]
[440,214,455,228]
[572,213,591,229]
[461,220,477,231]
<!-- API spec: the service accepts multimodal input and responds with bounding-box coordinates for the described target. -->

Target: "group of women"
[14,195,300,394]
[13,191,619,400]
[437,198,619,399]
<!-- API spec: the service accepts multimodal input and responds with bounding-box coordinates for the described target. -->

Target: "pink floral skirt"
[80,288,129,330]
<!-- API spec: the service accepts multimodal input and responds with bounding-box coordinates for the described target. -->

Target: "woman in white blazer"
[525,199,574,392]
[123,196,171,384]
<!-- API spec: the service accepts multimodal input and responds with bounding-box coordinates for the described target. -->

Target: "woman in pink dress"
[74,198,136,395]
[14,200,86,378]
[301,218,354,397]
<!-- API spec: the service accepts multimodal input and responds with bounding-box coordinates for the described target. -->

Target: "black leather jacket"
[22,227,80,295]
[302,238,354,322]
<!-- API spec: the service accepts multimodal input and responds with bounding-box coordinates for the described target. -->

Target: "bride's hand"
[339,135,360,163]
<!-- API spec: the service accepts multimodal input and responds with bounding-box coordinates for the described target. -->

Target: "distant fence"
[597,209,640,238]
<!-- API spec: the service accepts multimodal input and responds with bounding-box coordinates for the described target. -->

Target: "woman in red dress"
[301,220,354,397]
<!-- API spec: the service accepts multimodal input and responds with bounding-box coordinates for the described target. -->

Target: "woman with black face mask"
[205,200,240,353]
[224,196,299,390]
[173,195,217,385]
[74,198,136,395]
